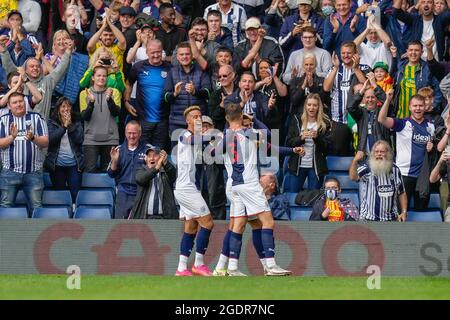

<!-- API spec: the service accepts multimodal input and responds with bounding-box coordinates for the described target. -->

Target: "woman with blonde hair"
[286,93,331,191]
[79,46,126,94]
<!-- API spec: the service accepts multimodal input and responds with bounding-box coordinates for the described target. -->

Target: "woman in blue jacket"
[44,97,84,203]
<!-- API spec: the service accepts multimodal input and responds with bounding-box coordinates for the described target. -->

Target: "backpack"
[295,189,323,206]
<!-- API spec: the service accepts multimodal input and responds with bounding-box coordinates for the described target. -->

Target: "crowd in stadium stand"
[1,0,450,222]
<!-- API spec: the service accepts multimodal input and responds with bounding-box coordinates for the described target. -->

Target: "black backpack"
[295,189,323,206]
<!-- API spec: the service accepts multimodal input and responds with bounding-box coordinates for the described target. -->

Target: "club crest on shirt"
[161,71,167,78]
[377,185,394,197]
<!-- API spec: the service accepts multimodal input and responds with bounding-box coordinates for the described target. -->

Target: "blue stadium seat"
[0,207,28,219]
[407,210,443,222]
[428,193,441,209]
[340,192,359,208]
[43,172,53,188]
[32,207,70,219]
[76,190,114,216]
[285,192,299,207]
[81,173,116,197]
[326,156,353,172]
[42,190,73,214]
[326,174,359,191]
[73,207,112,219]
[290,207,312,221]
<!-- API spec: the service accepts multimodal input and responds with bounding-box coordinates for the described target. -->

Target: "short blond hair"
[184,105,201,118]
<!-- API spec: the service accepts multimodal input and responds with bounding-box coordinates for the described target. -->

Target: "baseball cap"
[245,17,261,30]
[7,10,23,20]
[298,0,312,5]
[140,23,152,30]
[119,6,137,17]
[145,144,161,154]
[373,61,389,73]
[202,116,213,126]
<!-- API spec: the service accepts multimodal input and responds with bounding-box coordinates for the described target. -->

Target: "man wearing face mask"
[309,176,359,221]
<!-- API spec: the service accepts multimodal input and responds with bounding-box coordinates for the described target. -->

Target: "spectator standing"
[0,92,48,214]
[45,97,84,204]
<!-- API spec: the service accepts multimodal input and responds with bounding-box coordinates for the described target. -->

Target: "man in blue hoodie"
[107,120,147,219]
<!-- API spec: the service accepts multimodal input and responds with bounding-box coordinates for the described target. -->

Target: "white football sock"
[228,258,239,271]
[177,255,188,272]
[216,254,229,270]
[194,252,204,267]
[266,257,276,268]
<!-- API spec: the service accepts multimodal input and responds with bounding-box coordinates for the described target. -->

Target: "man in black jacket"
[129,145,178,219]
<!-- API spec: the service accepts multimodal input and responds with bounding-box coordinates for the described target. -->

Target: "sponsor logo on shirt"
[377,185,394,197]
[412,132,431,144]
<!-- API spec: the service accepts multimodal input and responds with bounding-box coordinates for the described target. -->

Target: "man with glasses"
[278,0,324,59]
[283,26,332,84]
[309,176,359,221]
[209,64,236,131]
[349,140,408,222]
[124,39,171,149]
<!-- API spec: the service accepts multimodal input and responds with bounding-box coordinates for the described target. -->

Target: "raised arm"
[323,52,339,92]
[378,88,395,129]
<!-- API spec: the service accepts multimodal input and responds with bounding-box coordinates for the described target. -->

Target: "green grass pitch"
[1,275,450,299]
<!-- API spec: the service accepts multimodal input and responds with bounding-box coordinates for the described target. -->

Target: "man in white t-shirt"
[353,16,393,69]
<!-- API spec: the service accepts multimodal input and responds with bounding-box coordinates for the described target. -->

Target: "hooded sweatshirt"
[79,87,121,145]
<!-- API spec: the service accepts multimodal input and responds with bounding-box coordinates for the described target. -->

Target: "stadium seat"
[0,207,28,219]
[340,192,359,208]
[290,207,312,221]
[73,207,112,219]
[285,192,299,207]
[81,173,116,197]
[75,190,114,216]
[43,172,53,188]
[428,193,441,209]
[407,210,443,222]
[326,174,359,191]
[32,207,70,219]
[326,156,353,172]
[42,190,73,214]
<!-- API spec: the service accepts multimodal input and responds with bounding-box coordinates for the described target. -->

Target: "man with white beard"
[349,140,408,222]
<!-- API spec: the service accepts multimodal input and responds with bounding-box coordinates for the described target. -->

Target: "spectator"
[200,115,227,220]
[378,89,436,210]
[0,92,48,214]
[80,66,121,172]
[80,47,126,94]
[347,79,391,156]
[373,61,394,93]
[323,0,366,54]
[283,26,332,84]
[278,0,324,58]
[209,46,236,89]
[234,17,284,76]
[434,0,447,14]
[430,149,450,221]
[0,37,73,120]
[59,3,89,54]
[260,173,290,220]
[129,143,178,219]
[393,41,443,119]
[254,59,286,129]
[392,0,450,62]
[108,120,147,219]
[155,2,187,62]
[3,18,35,67]
[0,69,42,114]
[224,71,276,128]
[418,86,445,128]
[0,10,38,48]
[140,0,184,27]
[206,9,233,50]
[163,41,211,136]
[209,64,236,131]
[44,97,84,204]
[203,0,247,47]
[125,39,171,148]
[286,93,330,190]
[0,0,18,27]
[309,176,358,221]
[323,41,367,155]
[353,15,393,69]
[318,0,335,19]
[289,52,328,115]
[349,141,408,222]
[264,0,295,39]
[86,10,127,71]
[383,0,412,58]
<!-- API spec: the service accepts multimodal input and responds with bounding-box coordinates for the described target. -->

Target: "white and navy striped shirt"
[328,64,353,124]
[203,3,247,46]
[0,111,48,173]
[358,163,405,221]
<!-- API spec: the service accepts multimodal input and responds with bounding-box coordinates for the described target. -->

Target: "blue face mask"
[325,189,339,200]
[322,6,335,16]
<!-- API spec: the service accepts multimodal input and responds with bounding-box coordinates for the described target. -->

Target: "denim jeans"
[0,169,44,214]
[297,167,321,191]
[50,165,82,204]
